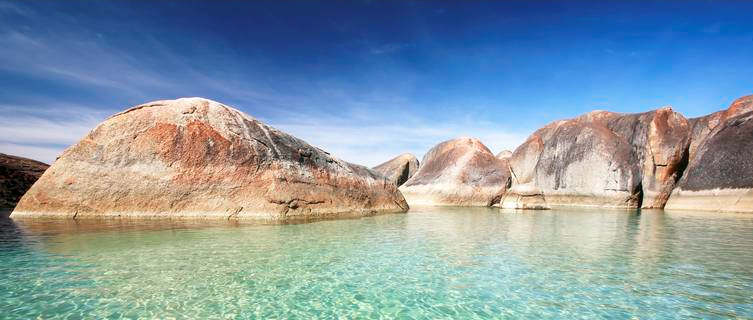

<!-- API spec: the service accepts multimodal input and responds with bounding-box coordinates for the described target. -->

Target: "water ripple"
[2,208,753,319]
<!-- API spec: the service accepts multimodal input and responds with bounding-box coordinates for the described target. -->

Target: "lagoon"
[2,207,753,319]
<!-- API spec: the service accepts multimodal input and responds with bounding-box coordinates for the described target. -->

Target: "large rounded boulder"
[0,154,48,210]
[501,107,690,209]
[372,153,419,187]
[399,137,510,206]
[11,98,408,220]
[666,109,753,213]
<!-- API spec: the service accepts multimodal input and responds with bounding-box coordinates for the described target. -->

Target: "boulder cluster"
[499,95,753,212]
[5,94,753,219]
[378,95,753,213]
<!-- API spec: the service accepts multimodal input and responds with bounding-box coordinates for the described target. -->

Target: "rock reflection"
[632,209,667,271]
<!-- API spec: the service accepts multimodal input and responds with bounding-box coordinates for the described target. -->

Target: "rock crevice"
[501,107,690,209]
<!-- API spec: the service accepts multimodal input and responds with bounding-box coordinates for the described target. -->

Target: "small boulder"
[399,137,510,206]
[372,153,419,187]
[496,150,513,160]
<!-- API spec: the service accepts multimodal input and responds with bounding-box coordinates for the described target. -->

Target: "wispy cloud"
[0,102,108,163]
[0,2,532,167]
[271,110,527,167]
[0,143,61,165]
[369,43,413,55]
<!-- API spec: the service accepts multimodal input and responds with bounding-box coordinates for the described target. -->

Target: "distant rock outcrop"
[399,137,510,206]
[496,150,513,160]
[372,153,419,187]
[501,107,690,209]
[666,98,753,213]
[11,98,408,220]
[0,154,48,209]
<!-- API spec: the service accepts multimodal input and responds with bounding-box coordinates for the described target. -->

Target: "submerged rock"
[501,107,690,209]
[666,108,753,213]
[372,153,419,187]
[399,137,510,206]
[0,154,48,209]
[496,150,513,160]
[11,98,408,220]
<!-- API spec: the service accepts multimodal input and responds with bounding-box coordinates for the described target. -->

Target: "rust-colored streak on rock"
[502,106,690,210]
[666,94,753,213]
[688,94,753,160]
[11,97,407,220]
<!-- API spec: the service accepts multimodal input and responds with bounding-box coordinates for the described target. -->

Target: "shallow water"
[2,207,753,319]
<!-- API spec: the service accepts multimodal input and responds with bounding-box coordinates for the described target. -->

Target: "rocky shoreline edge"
[3,94,752,219]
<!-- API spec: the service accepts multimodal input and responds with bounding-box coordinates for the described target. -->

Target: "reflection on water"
[2,208,753,318]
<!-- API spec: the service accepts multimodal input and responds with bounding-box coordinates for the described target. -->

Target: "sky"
[1,1,752,166]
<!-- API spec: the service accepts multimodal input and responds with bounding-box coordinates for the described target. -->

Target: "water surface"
[2,207,753,319]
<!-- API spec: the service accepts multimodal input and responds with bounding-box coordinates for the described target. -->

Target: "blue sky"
[1,1,752,166]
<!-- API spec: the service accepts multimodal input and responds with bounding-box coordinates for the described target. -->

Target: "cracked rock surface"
[11,98,408,220]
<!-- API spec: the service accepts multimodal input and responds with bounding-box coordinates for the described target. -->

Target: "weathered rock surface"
[496,150,513,160]
[11,98,408,220]
[607,107,691,208]
[666,109,753,213]
[687,95,753,160]
[0,154,49,209]
[501,107,690,209]
[399,137,510,206]
[372,153,419,187]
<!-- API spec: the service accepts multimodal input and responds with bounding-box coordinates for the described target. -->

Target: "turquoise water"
[2,207,753,319]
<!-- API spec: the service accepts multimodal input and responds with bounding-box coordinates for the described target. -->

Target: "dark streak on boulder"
[372,153,419,187]
[666,107,753,213]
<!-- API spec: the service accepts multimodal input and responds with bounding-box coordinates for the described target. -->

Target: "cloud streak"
[274,120,527,167]
[0,2,536,166]
[0,102,108,163]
